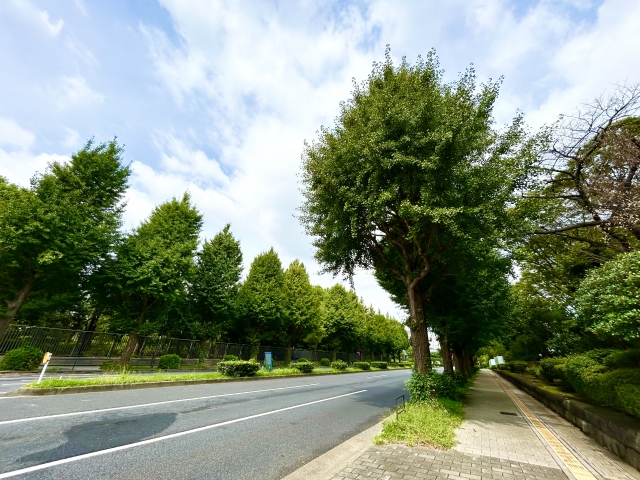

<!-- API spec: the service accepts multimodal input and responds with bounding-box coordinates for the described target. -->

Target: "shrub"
[291,362,314,373]
[564,355,607,395]
[526,366,542,378]
[296,357,311,363]
[371,361,388,369]
[223,354,238,361]
[158,354,181,370]
[615,384,640,419]
[217,360,260,377]
[353,361,371,370]
[539,358,566,382]
[331,360,347,371]
[451,372,467,387]
[507,361,528,374]
[0,347,44,371]
[603,350,640,369]
[405,372,459,401]
[320,358,331,367]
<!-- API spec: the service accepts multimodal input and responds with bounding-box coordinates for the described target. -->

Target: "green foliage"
[331,360,347,370]
[353,361,371,370]
[451,372,468,387]
[320,358,331,367]
[300,50,532,374]
[603,350,640,369]
[291,362,314,373]
[239,248,284,357]
[406,372,459,402]
[507,361,528,373]
[216,360,260,377]
[371,361,388,369]
[281,260,321,361]
[321,284,360,354]
[295,357,311,363]
[193,224,243,339]
[539,358,566,382]
[223,354,238,361]
[0,347,43,371]
[99,360,120,371]
[575,251,640,343]
[158,354,181,370]
[615,385,640,419]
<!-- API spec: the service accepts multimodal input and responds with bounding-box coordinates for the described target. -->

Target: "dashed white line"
[0,389,367,479]
[0,383,320,425]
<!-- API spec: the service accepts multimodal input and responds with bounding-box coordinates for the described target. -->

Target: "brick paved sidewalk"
[330,369,640,480]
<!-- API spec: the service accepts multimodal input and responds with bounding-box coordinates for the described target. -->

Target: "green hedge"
[223,354,238,361]
[405,372,459,401]
[353,361,370,370]
[0,347,44,371]
[158,354,181,370]
[320,358,331,367]
[539,358,565,382]
[296,357,311,363]
[216,360,260,377]
[291,362,314,373]
[371,361,388,369]
[331,360,347,371]
[507,361,528,374]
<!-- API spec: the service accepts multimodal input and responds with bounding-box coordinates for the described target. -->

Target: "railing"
[0,324,392,363]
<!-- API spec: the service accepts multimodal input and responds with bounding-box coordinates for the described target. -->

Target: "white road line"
[0,383,320,426]
[0,392,6,395]
[365,375,389,378]
[0,389,367,479]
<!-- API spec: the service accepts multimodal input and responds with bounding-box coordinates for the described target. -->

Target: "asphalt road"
[0,369,411,479]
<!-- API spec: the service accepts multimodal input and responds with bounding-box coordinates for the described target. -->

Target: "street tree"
[281,260,321,363]
[301,51,532,373]
[239,248,284,360]
[110,194,202,365]
[0,140,130,339]
[193,224,243,340]
[321,284,360,361]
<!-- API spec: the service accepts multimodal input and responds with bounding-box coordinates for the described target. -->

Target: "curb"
[15,368,410,396]
[282,413,393,480]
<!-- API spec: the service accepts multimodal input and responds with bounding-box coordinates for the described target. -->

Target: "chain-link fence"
[0,324,392,363]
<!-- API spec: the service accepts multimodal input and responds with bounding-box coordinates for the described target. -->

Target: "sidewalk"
[330,369,640,480]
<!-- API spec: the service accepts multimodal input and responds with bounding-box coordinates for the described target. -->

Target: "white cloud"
[51,76,104,109]
[0,117,35,150]
[0,149,68,187]
[7,0,63,37]
[64,37,99,66]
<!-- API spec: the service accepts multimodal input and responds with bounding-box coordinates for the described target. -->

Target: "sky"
[1,0,639,321]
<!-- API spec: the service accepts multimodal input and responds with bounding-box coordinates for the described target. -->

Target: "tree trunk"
[285,339,292,364]
[453,347,470,377]
[440,337,454,375]
[250,342,260,361]
[332,349,337,362]
[0,276,37,340]
[408,285,431,374]
[120,332,139,366]
[78,307,102,356]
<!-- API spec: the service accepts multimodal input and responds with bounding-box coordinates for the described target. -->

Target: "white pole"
[37,353,52,384]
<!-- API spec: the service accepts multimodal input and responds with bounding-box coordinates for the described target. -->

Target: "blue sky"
[1,0,639,319]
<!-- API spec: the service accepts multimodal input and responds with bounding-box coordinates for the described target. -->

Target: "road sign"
[263,352,273,372]
[41,352,52,365]
[38,352,53,384]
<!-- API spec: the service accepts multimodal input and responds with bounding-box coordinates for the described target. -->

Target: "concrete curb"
[15,368,410,396]
[281,413,394,480]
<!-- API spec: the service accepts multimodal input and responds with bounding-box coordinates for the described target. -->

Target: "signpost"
[37,352,53,384]
[263,352,273,372]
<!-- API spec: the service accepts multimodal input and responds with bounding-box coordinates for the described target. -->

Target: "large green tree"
[281,260,321,363]
[239,248,284,360]
[321,284,360,360]
[300,51,531,373]
[0,140,130,339]
[108,193,202,365]
[192,224,243,340]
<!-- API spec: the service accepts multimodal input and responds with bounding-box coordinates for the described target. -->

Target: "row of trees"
[300,49,639,375]
[0,146,408,364]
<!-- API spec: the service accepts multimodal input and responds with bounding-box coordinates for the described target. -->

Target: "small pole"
[37,352,52,384]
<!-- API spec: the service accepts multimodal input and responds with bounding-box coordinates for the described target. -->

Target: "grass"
[374,398,465,449]
[23,364,407,388]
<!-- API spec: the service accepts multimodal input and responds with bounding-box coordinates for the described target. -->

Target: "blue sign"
[263,352,273,372]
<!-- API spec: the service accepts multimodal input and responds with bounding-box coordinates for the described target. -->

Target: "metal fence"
[0,324,391,363]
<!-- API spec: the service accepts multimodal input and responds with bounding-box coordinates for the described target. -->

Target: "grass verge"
[374,398,464,448]
[23,365,409,388]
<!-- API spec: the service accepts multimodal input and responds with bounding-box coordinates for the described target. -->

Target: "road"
[0,369,411,479]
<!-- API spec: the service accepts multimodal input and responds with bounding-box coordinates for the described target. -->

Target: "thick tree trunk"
[408,285,431,374]
[0,277,37,340]
[331,349,337,362]
[77,307,102,356]
[453,347,471,377]
[285,339,292,364]
[440,337,454,375]
[120,332,139,366]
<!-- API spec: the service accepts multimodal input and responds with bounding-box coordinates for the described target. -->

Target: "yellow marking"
[493,374,596,480]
